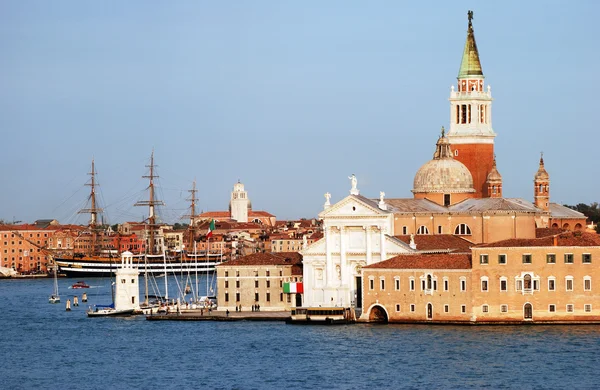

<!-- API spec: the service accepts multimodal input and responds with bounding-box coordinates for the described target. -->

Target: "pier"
[146,310,290,322]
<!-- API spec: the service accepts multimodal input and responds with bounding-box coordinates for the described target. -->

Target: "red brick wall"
[452,143,494,198]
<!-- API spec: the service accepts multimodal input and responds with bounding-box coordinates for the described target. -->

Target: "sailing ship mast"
[184,180,198,251]
[78,159,104,255]
[134,151,165,255]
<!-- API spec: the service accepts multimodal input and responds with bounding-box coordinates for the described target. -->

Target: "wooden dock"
[146,310,291,322]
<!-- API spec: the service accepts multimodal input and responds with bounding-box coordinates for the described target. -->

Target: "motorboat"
[71,281,90,289]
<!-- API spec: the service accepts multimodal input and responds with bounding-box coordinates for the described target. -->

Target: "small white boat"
[87,304,134,317]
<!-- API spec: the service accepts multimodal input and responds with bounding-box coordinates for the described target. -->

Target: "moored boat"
[71,281,90,289]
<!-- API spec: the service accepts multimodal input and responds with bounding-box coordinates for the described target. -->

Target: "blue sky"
[1,1,598,225]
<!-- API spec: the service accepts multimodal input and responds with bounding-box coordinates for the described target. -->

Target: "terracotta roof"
[394,234,472,252]
[477,231,600,248]
[249,211,275,218]
[217,252,302,267]
[536,228,566,238]
[365,253,472,270]
[0,224,56,231]
[198,211,231,218]
[309,232,323,241]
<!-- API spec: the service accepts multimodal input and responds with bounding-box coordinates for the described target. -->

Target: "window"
[460,278,466,292]
[444,305,449,313]
[444,194,451,206]
[522,254,532,264]
[225,280,229,288]
[266,293,270,302]
[498,254,507,264]
[395,304,401,312]
[280,293,283,301]
[410,304,415,312]
[500,278,507,291]
[417,226,429,235]
[481,277,488,292]
[236,270,240,277]
[369,277,374,290]
[549,304,556,312]
[266,270,270,277]
[584,277,591,291]
[225,293,229,302]
[500,305,508,313]
[380,278,385,291]
[443,278,449,292]
[564,254,574,264]
[236,280,240,288]
[394,278,400,291]
[461,305,466,313]
[516,280,522,291]
[548,277,556,291]
[236,293,240,302]
[585,304,592,312]
[583,254,592,264]
[254,293,259,302]
[402,226,408,235]
[546,254,556,264]
[409,277,415,291]
[523,274,532,290]
[482,305,489,313]
[225,271,229,277]
[480,254,489,264]
[566,304,574,313]
[454,224,472,235]
[438,225,443,234]
[566,277,574,291]
[254,280,259,288]
[266,280,270,288]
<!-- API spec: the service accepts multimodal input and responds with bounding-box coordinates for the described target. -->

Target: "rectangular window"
[516,280,522,291]
[444,280,449,291]
[522,254,532,264]
[236,293,240,302]
[565,254,574,264]
[254,293,259,302]
[395,304,401,312]
[549,304,556,312]
[500,280,507,291]
[438,225,443,234]
[584,279,591,291]
[583,254,592,264]
[266,270,270,277]
[410,279,415,291]
[585,304,592,312]
[461,305,466,314]
[225,293,229,302]
[236,270,240,277]
[548,279,555,291]
[369,279,374,290]
[460,280,466,292]
[402,226,407,235]
[266,280,270,288]
[410,304,415,312]
[255,280,259,288]
[380,279,385,291]
[482,305,489,313]
[225,280,229,288]
[481,280,488,292]
[266,293,270,302]
[498,254,506,264]
[480,254,489,264]
[236,280,240,288]
[444,305,449,313]
[395,279,400,291]
[280,293,283,302]
[546,254,556,264]
[225,271,229,277]
[500,305,508,313]
[533,280,539,291]
[566,279,573,291]
[566,304,574,313]
[421,280,426,291]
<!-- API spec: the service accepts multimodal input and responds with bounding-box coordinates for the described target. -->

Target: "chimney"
[553,235,558,246]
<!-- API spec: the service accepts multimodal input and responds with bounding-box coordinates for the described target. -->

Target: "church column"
[380,226,387,261]
[365,226,372,265]
[325,225,333,285]
[340,226,347,287]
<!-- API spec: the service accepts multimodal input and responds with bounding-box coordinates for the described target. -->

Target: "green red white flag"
[207,219,215,238]
[283,282,303,294]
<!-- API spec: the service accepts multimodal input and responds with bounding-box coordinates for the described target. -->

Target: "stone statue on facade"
[302,235,308,250]
[324,192,331,208]
[348,174,359,195]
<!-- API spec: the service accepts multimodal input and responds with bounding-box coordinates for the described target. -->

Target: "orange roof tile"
[217,252,302,267]
[365,253,472,270]
[477,231,600,248]
[394,234,472,252]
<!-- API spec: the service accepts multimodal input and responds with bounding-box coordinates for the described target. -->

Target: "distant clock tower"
[447,10,496,198]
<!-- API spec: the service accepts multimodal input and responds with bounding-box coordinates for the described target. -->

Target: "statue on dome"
[379,191,385,203]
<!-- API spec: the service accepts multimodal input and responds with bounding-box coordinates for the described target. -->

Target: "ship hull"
[55,256,221,278]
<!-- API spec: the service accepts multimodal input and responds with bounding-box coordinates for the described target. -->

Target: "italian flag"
[207,219,215,238]
[283,282,304,294]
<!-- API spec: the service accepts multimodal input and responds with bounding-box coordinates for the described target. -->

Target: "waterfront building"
[301,11,589,318]
[362,230,600,323]
[0,224,54,273]
[216,252,303,311]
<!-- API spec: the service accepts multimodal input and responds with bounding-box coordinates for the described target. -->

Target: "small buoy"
[82,292,87,302]
[66,299,71,311]
[73,296,79,306]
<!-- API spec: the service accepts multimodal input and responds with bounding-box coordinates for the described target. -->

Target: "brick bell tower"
[447,10,496,198]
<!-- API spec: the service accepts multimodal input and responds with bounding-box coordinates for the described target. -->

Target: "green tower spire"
[458,10,483,79]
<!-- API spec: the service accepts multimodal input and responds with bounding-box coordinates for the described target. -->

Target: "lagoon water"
[1,277,600,389]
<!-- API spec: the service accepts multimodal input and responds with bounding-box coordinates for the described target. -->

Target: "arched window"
[539,184,543,192]
[454,224,472,235]
[427,274,432,290]
[524,274,532,290]
[417,226,429,235]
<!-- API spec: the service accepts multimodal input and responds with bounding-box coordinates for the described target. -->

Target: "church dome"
[412,128,475,194]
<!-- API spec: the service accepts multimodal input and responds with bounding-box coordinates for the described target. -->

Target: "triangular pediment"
[319,195,390,219]
[301,237,326,255]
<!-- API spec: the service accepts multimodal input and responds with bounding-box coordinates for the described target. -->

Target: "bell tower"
[534,154,550,211]
[230,180,249,223]
[447,10,496,198]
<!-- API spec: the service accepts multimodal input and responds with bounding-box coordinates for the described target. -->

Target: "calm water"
[1,277,600,389]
